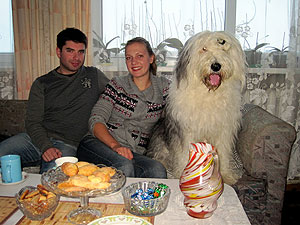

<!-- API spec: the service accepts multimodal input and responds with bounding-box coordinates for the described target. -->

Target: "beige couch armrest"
[237,104,296,179]
[235,104,296,224]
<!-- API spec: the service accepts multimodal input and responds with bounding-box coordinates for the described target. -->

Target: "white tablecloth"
[0,173,250,225]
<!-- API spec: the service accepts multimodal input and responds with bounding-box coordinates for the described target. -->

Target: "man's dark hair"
[56,27,88,50]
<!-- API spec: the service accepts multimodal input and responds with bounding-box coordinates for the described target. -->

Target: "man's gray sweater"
[25,66,109,153]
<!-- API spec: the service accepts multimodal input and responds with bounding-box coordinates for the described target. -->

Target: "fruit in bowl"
[16,184,59,220]
[122,181,171,217]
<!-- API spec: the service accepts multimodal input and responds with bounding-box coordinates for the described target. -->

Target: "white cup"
[55,157,78,167]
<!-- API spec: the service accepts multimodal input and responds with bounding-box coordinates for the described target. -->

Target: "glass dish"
[41,165,126,224]
[122,181,171,217]
[16,186,59,220]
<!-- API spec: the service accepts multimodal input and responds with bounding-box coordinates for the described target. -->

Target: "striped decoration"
[179,142,224,219]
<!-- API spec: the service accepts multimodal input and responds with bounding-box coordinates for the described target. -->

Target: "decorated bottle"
[179,142,224,219]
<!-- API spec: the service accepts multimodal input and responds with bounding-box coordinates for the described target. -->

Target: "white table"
[0,173,251,225]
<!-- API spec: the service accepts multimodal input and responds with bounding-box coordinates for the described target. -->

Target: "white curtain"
[95,0,300,180]
[241,0,300,180]
[0,0,15,99]
[285,0,300,180]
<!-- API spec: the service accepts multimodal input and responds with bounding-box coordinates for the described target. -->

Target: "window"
[236,0,291,51]
[0,0,14,53]
[92,0,292,70]
[0,0,15,99]
[101,0,225,49]
[0,0,14,68]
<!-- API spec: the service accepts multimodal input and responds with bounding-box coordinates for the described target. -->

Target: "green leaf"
[105,36,120,48]
[156,42,168,50]
[163,38,183,50]
[254,43,269,51]
[109,48,121,54]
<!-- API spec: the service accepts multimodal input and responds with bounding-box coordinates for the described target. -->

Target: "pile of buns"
[57,161,116,192]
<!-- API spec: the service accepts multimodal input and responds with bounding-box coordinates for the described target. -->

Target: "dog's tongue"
[209,74,220,86]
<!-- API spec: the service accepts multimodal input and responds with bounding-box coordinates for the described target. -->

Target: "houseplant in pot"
[267,33,289,68]
[154,38,183,66]
[93,31,122,64]
[244,42,269,68]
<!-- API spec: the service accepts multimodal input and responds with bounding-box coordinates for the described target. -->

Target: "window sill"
[96,64,297,74]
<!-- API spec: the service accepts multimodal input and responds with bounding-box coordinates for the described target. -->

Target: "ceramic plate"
[88,215,152,225]
[0,171,28,185]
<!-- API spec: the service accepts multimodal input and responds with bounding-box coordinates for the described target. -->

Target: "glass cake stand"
[41,165,126,224]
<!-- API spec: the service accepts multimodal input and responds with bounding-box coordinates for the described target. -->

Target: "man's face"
[56,40,86,75]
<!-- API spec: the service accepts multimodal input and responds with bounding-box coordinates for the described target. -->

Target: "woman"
[77,37,170,178]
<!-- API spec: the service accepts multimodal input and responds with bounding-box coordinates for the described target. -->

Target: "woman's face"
[125,42,154,78]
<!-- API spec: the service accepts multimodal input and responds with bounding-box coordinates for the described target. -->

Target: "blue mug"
[0,155,22,183]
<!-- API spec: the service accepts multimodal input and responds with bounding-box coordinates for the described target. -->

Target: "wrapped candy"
[131,184,168,200]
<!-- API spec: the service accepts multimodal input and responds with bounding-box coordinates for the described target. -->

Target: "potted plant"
[93,31,122,64]
[154,38,183,66]
[268,46,289,68]
[267,33,289,68]
[244,43,269,68]
[242,32,269,68]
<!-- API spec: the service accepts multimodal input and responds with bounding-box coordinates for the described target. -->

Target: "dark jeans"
[0,133,77,173]
[77,135,167,178]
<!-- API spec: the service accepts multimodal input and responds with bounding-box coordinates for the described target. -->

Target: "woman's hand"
[93,123,133,160]
[112,146,133,160]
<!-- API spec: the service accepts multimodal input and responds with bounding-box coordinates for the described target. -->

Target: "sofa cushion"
[0,100,27,136]
[233,173,267,225]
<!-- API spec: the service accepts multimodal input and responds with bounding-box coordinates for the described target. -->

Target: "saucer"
[88,215,152,225]
[0,171,28,185]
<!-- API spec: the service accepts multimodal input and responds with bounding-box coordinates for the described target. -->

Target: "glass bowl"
[16,186,59,221]
[41,164,126,224]
[41,165,126,197]
[122,181,171,217]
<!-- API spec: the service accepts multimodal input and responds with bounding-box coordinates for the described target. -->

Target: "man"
[0,28,109,173]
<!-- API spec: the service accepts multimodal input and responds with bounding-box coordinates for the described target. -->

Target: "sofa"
[0,100,296,225]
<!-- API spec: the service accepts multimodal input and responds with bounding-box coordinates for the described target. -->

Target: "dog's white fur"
[146,31,246,185]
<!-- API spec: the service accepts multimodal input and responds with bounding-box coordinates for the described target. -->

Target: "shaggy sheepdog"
[146,31,246,185]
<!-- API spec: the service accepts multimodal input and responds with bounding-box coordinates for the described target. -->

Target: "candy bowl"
[122,181,171,217]
[16,185,59,221]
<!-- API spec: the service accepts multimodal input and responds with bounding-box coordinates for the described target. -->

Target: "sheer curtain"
[0,0,15,99]
[95,0,300,180]
[12,0,92,99]
[240,0,300,181]
[93,0,226,79]
[284,0,300,180]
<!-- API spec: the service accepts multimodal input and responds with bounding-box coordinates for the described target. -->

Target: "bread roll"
[76,161,90,168]
[69,174,111,190]
[61,162,78,176]
[96,167,116,177]
[78,164,99,176]
[88,173,110,183]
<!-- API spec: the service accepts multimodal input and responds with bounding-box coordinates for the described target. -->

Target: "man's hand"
[42,148,62,162]
[112,146,133,160]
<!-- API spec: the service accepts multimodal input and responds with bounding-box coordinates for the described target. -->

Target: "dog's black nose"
[211,62,221,72]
